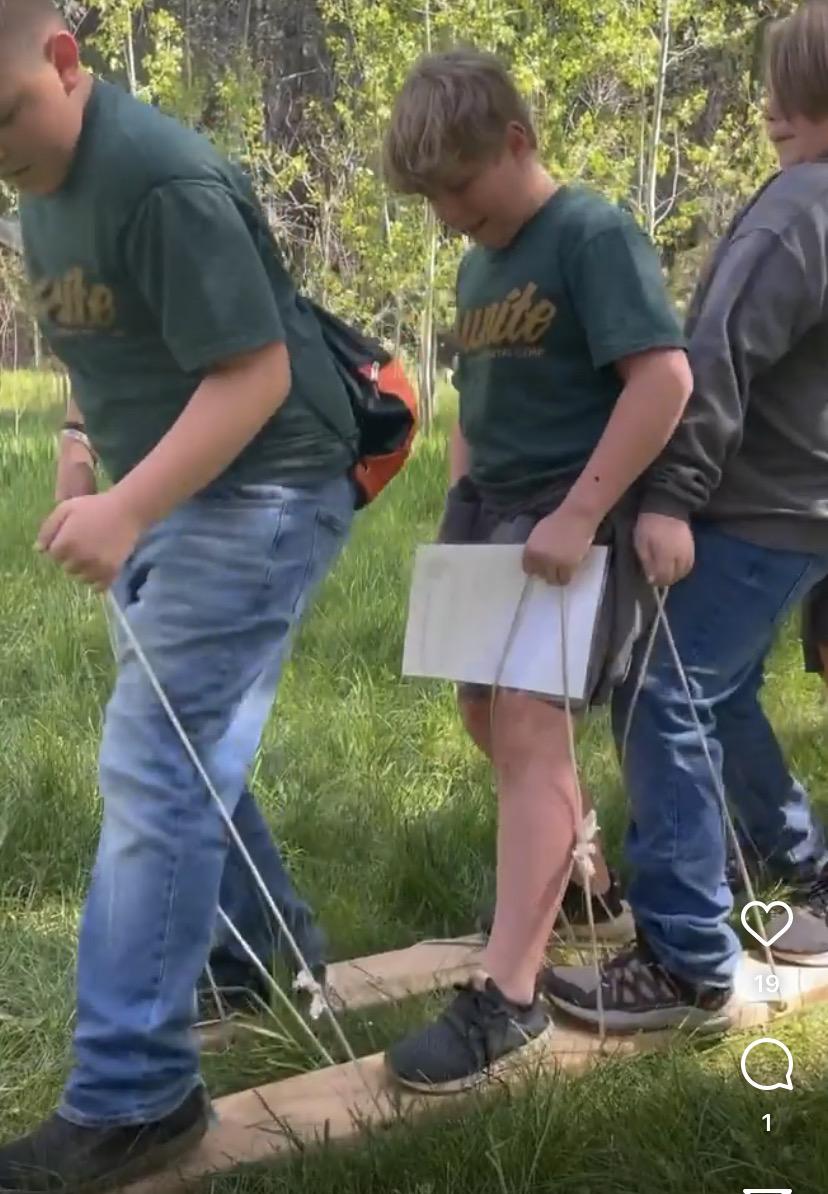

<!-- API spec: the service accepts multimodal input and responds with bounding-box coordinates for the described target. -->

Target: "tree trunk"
[418,204,438,434]
[124,6,138,95]
[645,0,671,239]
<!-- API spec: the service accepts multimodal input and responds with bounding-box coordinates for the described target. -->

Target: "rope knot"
[293,968,326,1021]
[572,809,599,882]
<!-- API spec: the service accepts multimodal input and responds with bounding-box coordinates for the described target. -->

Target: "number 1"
[763,1114,771,1132]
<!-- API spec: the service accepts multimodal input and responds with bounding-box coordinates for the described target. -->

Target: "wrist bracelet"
[62,427,98,464]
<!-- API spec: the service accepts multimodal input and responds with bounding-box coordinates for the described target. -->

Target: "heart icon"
[741,900,794,948]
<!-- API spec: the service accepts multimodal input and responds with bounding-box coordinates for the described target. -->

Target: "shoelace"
[806,870,828,917]
[445,983,511,1038]
[600,943,680,1003]
[602,942,646,976]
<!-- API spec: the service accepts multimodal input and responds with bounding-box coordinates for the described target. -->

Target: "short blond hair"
[767,0,828,120]
[383,49,537,195]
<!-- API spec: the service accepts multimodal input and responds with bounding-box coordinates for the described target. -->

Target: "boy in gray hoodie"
[546,0,828,1031]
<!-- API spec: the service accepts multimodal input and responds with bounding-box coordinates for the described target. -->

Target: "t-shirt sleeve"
[123,180,286,374]
[567,217,685,369]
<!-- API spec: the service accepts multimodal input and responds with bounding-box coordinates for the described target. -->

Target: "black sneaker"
[769,867,828,966]
[385,977,551,1094]
[478,871,634,945]
[541,937,737,1034]
[0,1085,209,1193]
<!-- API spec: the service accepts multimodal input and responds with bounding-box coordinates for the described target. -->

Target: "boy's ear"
[505,121,532,157]
[48,30,82,89]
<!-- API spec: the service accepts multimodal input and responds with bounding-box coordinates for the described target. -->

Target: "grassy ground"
[2,370,828,1192]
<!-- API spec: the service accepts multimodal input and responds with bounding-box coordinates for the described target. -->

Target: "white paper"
[402,544,609,703]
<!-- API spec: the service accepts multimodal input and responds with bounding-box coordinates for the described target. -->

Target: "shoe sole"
[771,947,828,967]
[385,1019,555,1096]
[544,992,740,1036]
[54,1115,209,1194]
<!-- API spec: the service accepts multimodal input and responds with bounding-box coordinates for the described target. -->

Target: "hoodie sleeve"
[641,216,828,520]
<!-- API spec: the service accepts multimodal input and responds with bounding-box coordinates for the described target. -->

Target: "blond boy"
[382,49,691,1091]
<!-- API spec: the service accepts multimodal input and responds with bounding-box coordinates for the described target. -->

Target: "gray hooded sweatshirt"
[642,161,828,553]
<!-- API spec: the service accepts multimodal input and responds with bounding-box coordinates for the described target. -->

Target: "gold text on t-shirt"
[456,283,556,353]
[32,267,116,331]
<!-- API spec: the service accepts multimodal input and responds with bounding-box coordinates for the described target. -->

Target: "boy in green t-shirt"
[381,48,691,1092]
[0,1,357,1188]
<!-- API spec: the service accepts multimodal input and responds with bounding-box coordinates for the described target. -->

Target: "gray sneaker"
[542,938,737,1034]
[385,978,552,1094]
[769,870,828,966]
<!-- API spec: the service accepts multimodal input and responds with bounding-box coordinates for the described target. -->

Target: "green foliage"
[1,0,805,360]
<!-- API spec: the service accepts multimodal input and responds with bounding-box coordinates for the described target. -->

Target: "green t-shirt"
[20,79,357,486]
[454,185,685,505]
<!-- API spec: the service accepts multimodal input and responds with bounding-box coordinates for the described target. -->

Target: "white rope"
[104,596,336,1065]
[104,592,391,1108]
[215,907,334,1060]
[201,962,226,1026]
[645,587,781,987]
[560,587,606,1043]
[490,576,604,1034]
[618,596,662,769]
[619,586,780,990]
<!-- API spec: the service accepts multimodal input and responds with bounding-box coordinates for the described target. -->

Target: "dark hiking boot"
[542,936,737,1034]
[0,1085,209,1193]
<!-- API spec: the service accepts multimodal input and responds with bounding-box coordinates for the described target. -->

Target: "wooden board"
[131,951,828,1193]
[328,935,486,1009]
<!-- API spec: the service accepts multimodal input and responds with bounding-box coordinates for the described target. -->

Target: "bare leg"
[461,693,611,897]
[471,691,588,1005]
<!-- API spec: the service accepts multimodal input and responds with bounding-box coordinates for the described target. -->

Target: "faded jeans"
[60,475,354,1126]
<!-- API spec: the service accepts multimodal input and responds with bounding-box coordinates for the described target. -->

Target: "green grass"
[2,371,828,1192]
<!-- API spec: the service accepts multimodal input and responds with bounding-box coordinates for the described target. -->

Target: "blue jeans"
[60,475,354,1127]
[204,785,326,995]
[612,524,828,986]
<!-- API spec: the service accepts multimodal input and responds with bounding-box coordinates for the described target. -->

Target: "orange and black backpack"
[306,300,418,510]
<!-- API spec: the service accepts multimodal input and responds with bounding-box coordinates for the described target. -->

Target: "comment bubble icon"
[740,1038,794,1092]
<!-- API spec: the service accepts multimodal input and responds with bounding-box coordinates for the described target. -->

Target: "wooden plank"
[131,953,828,1192]
[327,935,485,1009]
